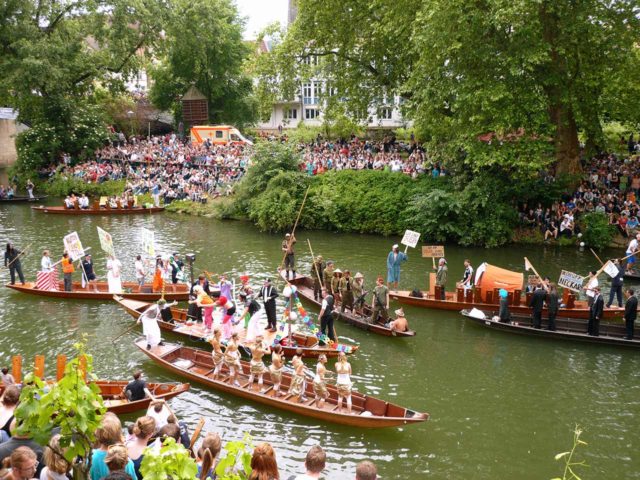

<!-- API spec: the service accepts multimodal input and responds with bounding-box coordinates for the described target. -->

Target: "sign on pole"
[422,246,445,258]
[557,270,584,292]
[97,227,115,257]
[63,232,85,261]
[602,260,619,278]
[401,230,421,252]
[141,228,155,256]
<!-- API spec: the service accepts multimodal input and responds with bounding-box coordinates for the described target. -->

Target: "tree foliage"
[140,438,198,480]
[148,0,256,128]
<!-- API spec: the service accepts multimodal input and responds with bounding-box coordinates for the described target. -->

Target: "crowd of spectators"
[519,151,640,241]
[0,375,379,480]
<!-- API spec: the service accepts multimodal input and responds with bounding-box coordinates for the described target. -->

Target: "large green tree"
[148,0,257,128]
[255,0,640,176]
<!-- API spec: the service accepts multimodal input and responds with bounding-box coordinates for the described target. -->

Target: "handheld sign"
[602,260,620,279]
[401,230,421,253]
[557,270,584,292]
[97,227,115,257]
[141,228,155,256]
[63,232,85,261]
[422,246,445,258]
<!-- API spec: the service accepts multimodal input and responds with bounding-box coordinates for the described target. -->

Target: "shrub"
[42,175,126,197]
[580,212,615,249]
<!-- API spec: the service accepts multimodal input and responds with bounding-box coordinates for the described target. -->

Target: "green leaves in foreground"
[551,426,588,480]
[215,433,254,480]
[140,438,198,480]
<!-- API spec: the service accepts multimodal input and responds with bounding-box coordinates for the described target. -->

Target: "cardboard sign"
[401,230,421,249]
[63,232,85,261]
[558,270,584,292]
[97,227,115,257]
[422,246,445,258]
[141,228,155,256]
[603,260,620,279]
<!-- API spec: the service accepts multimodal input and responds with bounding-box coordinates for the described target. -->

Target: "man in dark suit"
[588,287,604,336]
[259,278,278,332]
[624,288,637,340]
[606,259,624,308]
[529,284,546,329]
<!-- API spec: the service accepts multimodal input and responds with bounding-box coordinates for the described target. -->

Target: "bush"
[42,175,126,196]
[580,212,615,249]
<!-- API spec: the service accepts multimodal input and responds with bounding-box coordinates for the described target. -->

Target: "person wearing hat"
[370,276,389,324]
[82,253,98,291]
[311,255,325,301]
[386,244,407,290]
[217,295,237,340]
[281,233,297,280]
[588,286,604,336]
[339,270,355,313]
[323,261,335,295]
[352,272,366,316]
[498,289,511,323]
[387,308,409,332]
[434,258,448,300]
[259,278,279,332]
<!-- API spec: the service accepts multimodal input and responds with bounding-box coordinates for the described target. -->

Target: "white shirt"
[41,256,53,272]
[135,260,146,279]
[626,238,638,255]
[586,277,598,298]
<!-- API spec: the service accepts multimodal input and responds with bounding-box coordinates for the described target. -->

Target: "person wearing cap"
[137,299,175,349]
[370,276,389,324]
[259,278,278,332]
[387,308,409,332]
[281,233,297,280]
[311,255,325,301]
[339,270,355,313]
[352,273,366,316]
[588,286,604,336]
[386,244,407,290]
[498,289,511,323]
[434,258,448,300]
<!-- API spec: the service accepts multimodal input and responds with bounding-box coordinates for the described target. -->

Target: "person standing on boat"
[192,285,214,332]
[460,259,474,292]
[259,278,278,332]
[335,352,352,413]
[61,252,74,291]
[323,261,335,294]
[606,259,624,308]
[82,254,97,291]
[588,287,603,336]
[4,243,25,286]
[583,271,599,306]
[311,255,325,301]
[269,345,284,396]
[217,274,232,301]
[339,270,355,313]
[313,354,329,408]
[247,335,270,391]
[282,233,297,280]
[134,255,146,292]
[152,257,165,293]
[625,233,640,272]
[209,328,224,379]
[138,299,174,349]
[624,289,637,340]
[386,244,407,290]
[353,273,366,316]
[546,283,559,331]
[40,250,53,272]
[288,354,307,402]
[217,296,236,340]
[497,289,511,323]
[529,283,546,329]
[170,253,184,284]
[224,333,242,386]
[239,292,265,341]
[331,269,342,302]
[106,254,123,294]
[370,276,389,325]
[25,180,34,199]
[434,258,448,300]
[318,292,336,342]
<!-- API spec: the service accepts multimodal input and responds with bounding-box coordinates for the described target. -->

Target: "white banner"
[401,230,421,249]
[63,232,85,261]
[557,270,584,292]
[141,228,155,256]
[603,260,619,279]
[97,227,115,257]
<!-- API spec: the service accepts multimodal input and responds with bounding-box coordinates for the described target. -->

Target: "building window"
[285,109,297,120]
[305,108,319,119]
[303,83,312,104]
[379,107,393,120]
[302,55,318,65]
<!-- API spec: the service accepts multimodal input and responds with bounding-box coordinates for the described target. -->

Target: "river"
[0,201,638,479]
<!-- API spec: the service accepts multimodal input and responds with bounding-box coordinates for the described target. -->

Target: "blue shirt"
[90,449,138,480]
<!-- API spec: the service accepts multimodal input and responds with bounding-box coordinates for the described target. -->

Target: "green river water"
[0,201,638,479]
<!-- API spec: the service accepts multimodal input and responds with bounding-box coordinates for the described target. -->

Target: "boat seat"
[172,359,194,370]
[261,386,273,395]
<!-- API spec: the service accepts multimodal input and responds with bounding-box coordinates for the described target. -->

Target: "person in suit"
[588,287,604,336]
[624,288,637,340]
[606,259,624,308]
[529,283,546,329]
[546,283,559,331]
[259,278,278,332]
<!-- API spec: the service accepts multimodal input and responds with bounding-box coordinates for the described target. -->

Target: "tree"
[148,0,257,128]
[14,341,106,480]
[255,0,640,176]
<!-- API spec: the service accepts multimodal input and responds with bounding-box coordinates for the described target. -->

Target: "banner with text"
[141,228,155,256]
[97,227,115,257]
[602,260,619,279]
[401,230,421,249]
[422,245,445,258]
[557,270,584,292]
[63,232,85,261]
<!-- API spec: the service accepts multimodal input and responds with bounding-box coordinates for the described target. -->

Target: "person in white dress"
[137,299,176,349]
[41,250,53,272]
[107,255,123,293]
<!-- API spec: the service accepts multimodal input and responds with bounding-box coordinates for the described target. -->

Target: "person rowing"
[387,308,409,332]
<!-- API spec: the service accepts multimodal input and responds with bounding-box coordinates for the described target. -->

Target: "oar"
[278,185,310,282]
[189,417,206,451]
[590,248,605,266]
[111,322,140,344]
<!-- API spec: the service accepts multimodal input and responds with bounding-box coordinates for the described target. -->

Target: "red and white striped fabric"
[36,269,58,291]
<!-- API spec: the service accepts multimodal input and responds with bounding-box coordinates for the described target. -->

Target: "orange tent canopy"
[474,263,524,302]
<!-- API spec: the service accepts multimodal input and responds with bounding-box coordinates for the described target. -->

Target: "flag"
[524,257,533,272]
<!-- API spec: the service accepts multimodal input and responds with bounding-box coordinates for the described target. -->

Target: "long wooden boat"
[136,340,428,428]
[282,272,415,338]
[31,205,164,215]
[114,296,358,358]
[623,269,640,281]
[6,281,190,301]
[390,289,624,320]
[460,309,640,348]
[0,195,47,203]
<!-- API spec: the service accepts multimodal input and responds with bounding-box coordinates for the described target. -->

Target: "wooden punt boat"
[6,281,190,301]
[390,289,624,320]
[0,195,47,203]
[623,269,640,281]
[114,296,359,358]
[31,205,164,215]
[136,340,428,428]
[460,309,640,348]
[282,273,415,338]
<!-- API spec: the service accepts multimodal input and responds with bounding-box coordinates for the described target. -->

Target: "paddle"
[277,185,310,284]
[307,239,338,341]
[189,417,206,451]
[111,322,140,344]
[2,243,32,270]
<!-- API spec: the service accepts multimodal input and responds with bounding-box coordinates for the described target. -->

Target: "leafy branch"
[552,425,589,480]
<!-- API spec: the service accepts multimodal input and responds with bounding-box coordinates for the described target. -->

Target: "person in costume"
[386,244,407,290]
[313,354,329,408]
[223,333,242,386]
[239,292,265,341]
[269,345,284,396]
[247,335,270,391]
[138,299,176,349]
[287,353,307,402]
[106,254,123,294]
[217,295,236,340]
[335,351,353,413]
[152,257,164,293]
[208,328,224,380]
[191,285,215,332]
